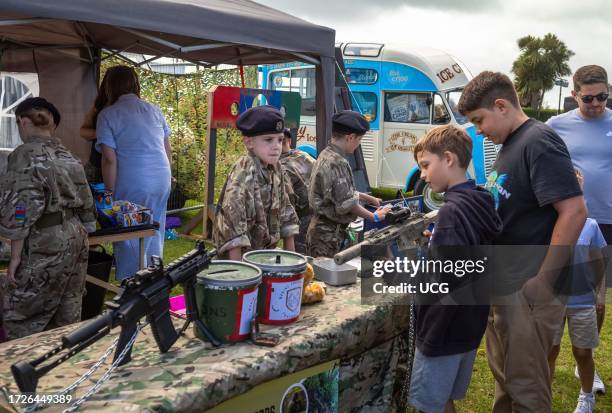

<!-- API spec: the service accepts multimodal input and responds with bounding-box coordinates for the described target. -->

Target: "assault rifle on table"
[11,241,220,394]
[334,207,438,265]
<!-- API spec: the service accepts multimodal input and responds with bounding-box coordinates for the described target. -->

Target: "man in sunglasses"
[548,66,611,246]
[547,65,611,402]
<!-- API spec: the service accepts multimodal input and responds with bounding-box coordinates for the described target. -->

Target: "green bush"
[523,107,559,123]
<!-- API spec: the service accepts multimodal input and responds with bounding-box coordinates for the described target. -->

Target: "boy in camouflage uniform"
[1,98,96,340]
[307,110,391,258]
[213,106,299,260]
[280,128,315,254]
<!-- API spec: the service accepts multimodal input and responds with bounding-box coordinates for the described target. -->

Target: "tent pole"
[100,43,141,61]
[289,52,319,65]
[0,18,54,26]
[239,64,245,88]
[180,43,233,53]
[117,27,182,50]
[203,49,262,67]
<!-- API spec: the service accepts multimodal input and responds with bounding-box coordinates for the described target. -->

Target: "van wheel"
[414,179,445,212]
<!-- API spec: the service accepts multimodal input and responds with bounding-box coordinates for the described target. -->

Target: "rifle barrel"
[62,312,114,347]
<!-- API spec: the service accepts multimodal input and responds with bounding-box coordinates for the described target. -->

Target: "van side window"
[384,93,430,124]
[269,68,316,117]
[432,93,451,125]
[270,70,291,92]
[345,68,378,84]
[350,92,377,122]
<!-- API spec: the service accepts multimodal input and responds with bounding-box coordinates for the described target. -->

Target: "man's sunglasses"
[578,92,609,104]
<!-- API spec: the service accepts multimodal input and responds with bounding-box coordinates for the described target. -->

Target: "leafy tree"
[511,33,574,110]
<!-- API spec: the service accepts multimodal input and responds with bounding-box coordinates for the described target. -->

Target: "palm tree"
[511,34,574,110]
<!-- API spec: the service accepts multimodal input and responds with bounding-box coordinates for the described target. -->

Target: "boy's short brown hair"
[413,125,472,169]
[573,65,608,92]
[457,71,520,114]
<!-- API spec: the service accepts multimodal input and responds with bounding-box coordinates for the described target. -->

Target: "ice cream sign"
[389,69,409,84]
[436,64,464,84]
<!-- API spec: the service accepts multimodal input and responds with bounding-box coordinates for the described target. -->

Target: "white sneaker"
[573,391,595,413]
[575,366,606,394]
[593,370,605,394]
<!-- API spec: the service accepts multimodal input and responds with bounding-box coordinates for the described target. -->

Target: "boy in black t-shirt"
[458,72,587,412]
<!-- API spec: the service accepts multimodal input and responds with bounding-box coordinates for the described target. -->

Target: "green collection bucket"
[195,260,262,343]
[243,250,307,325]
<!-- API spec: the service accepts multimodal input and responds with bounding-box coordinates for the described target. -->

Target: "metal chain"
[401,294,416,411]
[21,336,119,413]
[21,323,143,413]
[62,323,143,413]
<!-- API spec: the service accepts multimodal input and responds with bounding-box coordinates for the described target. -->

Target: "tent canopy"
[0,0,335,65]
[0,0,335,159]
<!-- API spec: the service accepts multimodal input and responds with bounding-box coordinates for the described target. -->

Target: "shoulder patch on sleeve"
[15,202,26,221]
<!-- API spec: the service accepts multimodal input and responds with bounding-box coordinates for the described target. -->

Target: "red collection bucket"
[243,250,307,325]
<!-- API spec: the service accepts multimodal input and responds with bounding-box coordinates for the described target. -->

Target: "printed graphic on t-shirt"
[485,170,511,210]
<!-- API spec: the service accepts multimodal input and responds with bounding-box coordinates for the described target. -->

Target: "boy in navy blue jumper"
[409,125,502,413]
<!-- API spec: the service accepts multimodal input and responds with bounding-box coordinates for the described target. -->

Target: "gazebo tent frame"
[0,0,336,160]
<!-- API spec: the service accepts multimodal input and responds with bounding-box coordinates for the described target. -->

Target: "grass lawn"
[456,292,612,412]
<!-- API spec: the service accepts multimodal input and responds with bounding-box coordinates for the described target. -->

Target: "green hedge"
[523,108,559,123]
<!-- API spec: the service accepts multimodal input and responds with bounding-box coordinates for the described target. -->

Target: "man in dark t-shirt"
[458,72,587,412]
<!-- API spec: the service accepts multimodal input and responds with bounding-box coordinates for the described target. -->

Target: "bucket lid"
[198,260,262,288]
[243,250,307,274]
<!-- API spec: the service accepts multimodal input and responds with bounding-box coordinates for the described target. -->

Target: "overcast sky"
[257,0,612,109]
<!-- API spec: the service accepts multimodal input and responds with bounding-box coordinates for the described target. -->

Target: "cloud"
[502,0,612,24]
[256,0,500,20]
[402,0,501,12]
[258,0,611,24]
[256,0,612,108]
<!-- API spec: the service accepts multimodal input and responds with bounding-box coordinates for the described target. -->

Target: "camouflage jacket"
[0,136,95,240]
[280,149,315,218]
[309,143,359,224]
[213,152,299,255]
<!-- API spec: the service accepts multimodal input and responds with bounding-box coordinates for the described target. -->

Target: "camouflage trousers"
[306,216,348,258]
[294,213,312,255]
[3,217,89,340]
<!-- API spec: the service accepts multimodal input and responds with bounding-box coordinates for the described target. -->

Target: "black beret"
[15,97,61,127]
[236,106,284,137]
[332,110,369,135]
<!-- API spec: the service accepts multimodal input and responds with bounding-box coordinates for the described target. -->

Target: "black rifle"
[11,241,220,394]
[334,209,438,265]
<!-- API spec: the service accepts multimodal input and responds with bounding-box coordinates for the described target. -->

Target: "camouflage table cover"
[0,279,411,412]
